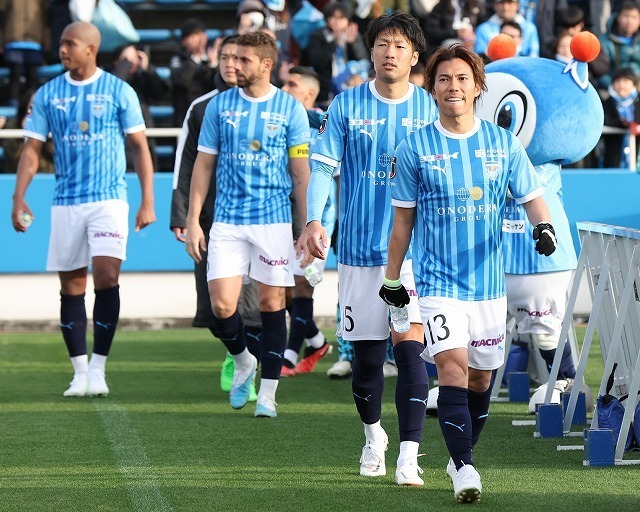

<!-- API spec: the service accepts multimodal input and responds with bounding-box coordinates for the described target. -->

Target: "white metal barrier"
[546,222,640,463]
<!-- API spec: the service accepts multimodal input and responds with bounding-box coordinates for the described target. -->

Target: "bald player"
[11,21,156,398]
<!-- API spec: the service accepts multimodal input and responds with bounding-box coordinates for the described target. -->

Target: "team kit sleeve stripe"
[196,145,218,155]
[391,199,417,208]
[311,152,338,167]
[22,130,48,142]
[123,123,146,135]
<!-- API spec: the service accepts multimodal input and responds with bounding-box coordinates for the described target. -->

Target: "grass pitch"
[0,327,638,512]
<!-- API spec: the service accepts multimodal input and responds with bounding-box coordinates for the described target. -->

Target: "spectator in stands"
[300,1,369,105]
[553,29,574,64]
[11,21,155,398]
[236,0,269,34]
[170,19,217,127]
[1,88,54,174]
[517,0,568,58]
[500,20,524,55]
[596,2,640,91]
[475,0,540,57]
[109,44,167,172]
[602,68,640,168]
[421,0,484,52]
[0,0,49,106]
[556,4,585,36]
[409,58,427,87]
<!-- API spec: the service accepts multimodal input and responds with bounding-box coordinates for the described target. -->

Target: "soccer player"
[185,31,311,418]
[170,36,260,400]
[306,11,438,486]
[279,66,335,375]
[381,43,556,502]
[11,21,156,397]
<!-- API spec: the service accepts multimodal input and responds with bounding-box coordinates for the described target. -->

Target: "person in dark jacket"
[300,2,369,105]
[169,19,218,127]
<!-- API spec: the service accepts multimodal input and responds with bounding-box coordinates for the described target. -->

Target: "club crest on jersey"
[389,157,397,179]
[318,113,328,134]
[266,123,280,138]
[91,102,106,119]
[484,161,500,180]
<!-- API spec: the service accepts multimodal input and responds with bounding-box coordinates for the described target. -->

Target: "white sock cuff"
[258,378,279,401]
[71,354,89,375]
[398,440,420,465]
[306,331,325,348]
[363,421,385,442]
[284,349,298,365]
[233,348,254,368]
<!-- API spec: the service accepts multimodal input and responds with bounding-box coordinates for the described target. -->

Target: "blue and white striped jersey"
[310,81,437,266]
[502,162,577,274]
[307,108,336,237]
[24,69,145,206]
[198,85,310,225]
[392,117,543,301]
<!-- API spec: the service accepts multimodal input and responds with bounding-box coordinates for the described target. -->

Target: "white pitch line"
[94,401,173,512]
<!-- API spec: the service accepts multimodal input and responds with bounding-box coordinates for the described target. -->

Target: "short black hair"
[288,65,320,81]
[323,1,352,20]
[500,20,522,35]
[364,10,426,54]
[181,19,205,39]
[557,4,585,28]
[612,67,638,84]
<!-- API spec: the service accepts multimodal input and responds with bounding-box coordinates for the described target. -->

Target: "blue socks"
[93,286,120,356]
[352,340,387,424]
[468,387,492,447]
[260,309,287,380]
[213,310,246,355]
[437,385,474,469]
[286,297,313,354]
[540,340,576,379]
[60,293,87,357]
[394,341,429,443]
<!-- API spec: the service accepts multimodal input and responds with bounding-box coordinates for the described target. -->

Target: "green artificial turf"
[0,327,638,512]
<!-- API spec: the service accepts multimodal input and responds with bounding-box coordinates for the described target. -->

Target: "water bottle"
[303,263,323,287]
[390,305,410,333]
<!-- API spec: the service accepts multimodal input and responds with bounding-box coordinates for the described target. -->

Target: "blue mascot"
[475,33,603,412]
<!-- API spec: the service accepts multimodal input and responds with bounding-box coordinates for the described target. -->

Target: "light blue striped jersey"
[502,162,577,274]
[198,85,310,225]
[392,117,543,301]
[307,108,336,237]
[311,81,437,266]
[24,69,145,206]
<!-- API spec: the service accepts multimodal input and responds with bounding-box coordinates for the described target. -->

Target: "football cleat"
[254,396,277,418]
[395,457,424,486]
[446,457,456,481]
[327,359,352,379]
[229,355,257,409]
[280,365,296,377]
[383,361,398,378]
[63,373,88,397]
[452,464,482,503]
[87,370,109,397]
[359,430,388,477]
[293,341,332,374]
[220,353,234,392]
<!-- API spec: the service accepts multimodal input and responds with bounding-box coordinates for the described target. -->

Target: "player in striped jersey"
[306,11,438,486]
[11,22,156,398]
[502,163,577,383]
[382,44,556,502]
[185,32,311,418]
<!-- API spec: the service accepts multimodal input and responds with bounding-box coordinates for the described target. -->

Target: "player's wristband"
[383,277,402,289]
[288,143,309,158]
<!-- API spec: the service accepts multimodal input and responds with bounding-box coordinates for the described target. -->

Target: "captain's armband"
[288,143,309,158]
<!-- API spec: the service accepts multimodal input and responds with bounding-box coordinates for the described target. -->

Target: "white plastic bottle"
[303,263,323,287]
[390,305,409,333]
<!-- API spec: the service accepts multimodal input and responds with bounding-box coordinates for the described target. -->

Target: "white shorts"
[206,222,295,287]
[46,199,129,272]
[337,260,420,341]
[506,271,572,339]
[419,296,507,371]
[293,251,326,278]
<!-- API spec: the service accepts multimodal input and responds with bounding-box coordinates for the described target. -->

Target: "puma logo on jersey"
[226,119,240,128]
[359,127,375,140]
[431,165,447,175]
[56,104,67,113]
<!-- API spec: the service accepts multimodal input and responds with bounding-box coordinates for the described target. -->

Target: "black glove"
[533,222,557,256]
[379,277,410,307]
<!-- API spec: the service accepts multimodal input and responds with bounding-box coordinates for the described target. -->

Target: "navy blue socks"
[352,340,387,424]
[437,385,474,469]
[260,309,287,380]
[93,286,120,356]
[394,341,429,443]
[60,293,87,357]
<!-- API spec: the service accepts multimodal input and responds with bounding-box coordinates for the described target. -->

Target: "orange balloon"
[570,31,601,63]
[486,34,517,61]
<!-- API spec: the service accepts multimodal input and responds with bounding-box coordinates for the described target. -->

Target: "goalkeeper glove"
[533,222,557,256]
[379,277,410,308]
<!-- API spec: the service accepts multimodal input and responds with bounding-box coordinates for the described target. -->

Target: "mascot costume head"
[476,31,603,166]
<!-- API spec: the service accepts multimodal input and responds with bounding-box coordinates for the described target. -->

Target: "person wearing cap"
[170,19,218,126]
[474,0,540,57]
[236,0,269,34]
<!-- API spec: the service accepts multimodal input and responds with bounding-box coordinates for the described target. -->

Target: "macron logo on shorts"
[258,255,288,266]
[470,333,505,347]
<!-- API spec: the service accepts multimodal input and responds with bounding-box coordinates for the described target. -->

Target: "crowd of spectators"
[0,0,638,171]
